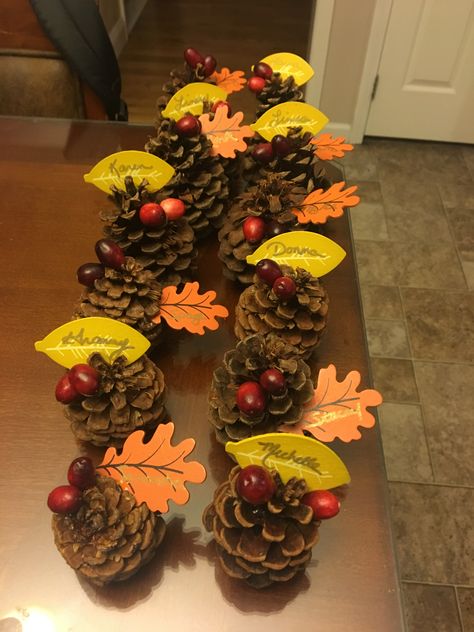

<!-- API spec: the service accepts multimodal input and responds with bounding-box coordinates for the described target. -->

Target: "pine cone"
[244,128,332,194]
[65,353,167,447]
[235,265,329,359]
[203,466,319,588]
[157,62,215,112]
[145,115,230,237]
[255,73,304,119]
[73,257,162,344]
[52,475,165,586]
[209,334,314,444]
[218,174,306,284]
[100,176,197,286]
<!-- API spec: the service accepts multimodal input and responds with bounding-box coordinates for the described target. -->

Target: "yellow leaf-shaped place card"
[259,52,314,85]
[226,433,350,491]
[34,317,150,368]
[84,150,175,194]
[251,102,329,142]
[162,83,227,121]
[246,231,346,277]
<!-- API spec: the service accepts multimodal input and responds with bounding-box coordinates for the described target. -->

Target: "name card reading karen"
[35,317,150,368]
[162,83,227,121]
[226,433,350,491]
[259,52,314,85]
[251,102,329,142]
[84,150,175,194]
[246,231,346,278]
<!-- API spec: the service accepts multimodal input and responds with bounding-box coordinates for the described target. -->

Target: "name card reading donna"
[246,231,346,278]
[34,317,150,368]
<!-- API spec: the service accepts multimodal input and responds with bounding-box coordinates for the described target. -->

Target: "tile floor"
[346,139,474,631]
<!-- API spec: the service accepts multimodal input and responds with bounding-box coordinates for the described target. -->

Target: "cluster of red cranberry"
[47,457,96,514]
[256,258,297,299]
[236,465,340,519]
[236,365,286,417]
[247,61,273,94]
[252,133,293,165]
[76,238,125,288]
[55,362,100,404]
[242,212,289,244]
[184,47,216,78]
[139,197,185,227]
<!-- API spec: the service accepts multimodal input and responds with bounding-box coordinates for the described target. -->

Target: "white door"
[366,0,474,143]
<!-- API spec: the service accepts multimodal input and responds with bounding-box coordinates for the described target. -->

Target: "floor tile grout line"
[370,353,474,366]
[454,586,466,632]
[389,479,474,491]
[357,281,473,294]
[403,579,474,589]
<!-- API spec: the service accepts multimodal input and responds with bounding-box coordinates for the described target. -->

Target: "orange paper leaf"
[199,108,254,158]
[281,365,382,442]
[210,67,246,94]
[293,181,360,224]
[153,282,229,334]
[310,133,354,160]
[97,423,206,512]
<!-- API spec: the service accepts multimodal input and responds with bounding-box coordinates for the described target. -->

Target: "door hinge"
[371,74,379,101]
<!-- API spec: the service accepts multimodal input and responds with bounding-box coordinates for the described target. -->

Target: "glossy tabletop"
[0,117,404,632]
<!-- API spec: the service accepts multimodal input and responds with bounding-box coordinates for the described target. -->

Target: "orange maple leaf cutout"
[153,282,229,334]
[199,108,254,158]
[280,365,382,442]
[293,181,360,224]
[210,67,246,94]
[310,133,354,160]
[97,422,207,513]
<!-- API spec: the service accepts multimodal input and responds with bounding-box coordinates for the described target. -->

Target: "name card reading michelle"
[226,433,350,491]
[251,102,329,142]
[246,231,346,278]
[162,83,227,121]
[259,52,314,85]
[84,150,175,194]
[35,317,150,368]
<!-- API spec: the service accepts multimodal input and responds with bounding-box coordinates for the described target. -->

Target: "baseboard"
[323,121,362,144]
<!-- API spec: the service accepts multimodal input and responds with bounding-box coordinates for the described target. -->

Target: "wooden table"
[0,118,404,632]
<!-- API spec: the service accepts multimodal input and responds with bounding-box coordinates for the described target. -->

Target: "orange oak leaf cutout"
[293,181,360,225]
[153,282,229,334]
[310,133,354,160]
[210,67,246,94]
[97,422,207,513]
[280,364,382,442]
[199,108,254,158]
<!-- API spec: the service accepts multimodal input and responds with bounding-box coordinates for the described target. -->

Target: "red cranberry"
[76,262,105,287]
[259,368,286,394]
[55,373,79,404]
[271,134,293,158]
[265,220,287,238]
[251,143,274,164]
[302,490,340,520]
[67,457,96,490]
[247,76,266,93]
[176,115,201,137]
[236,381,266,417]
[47,485,82,514]
[202,55,217,77]
[211,100,231,116]
[160,197,186,221]
[69,364,100,396]
[184,47,204,68]
[273,276,297,300]
[255,259,282,285]
[236,465,276,505]
[242,216,266,244]
[253,61,273,80]
[95,239,125,270]
[139,202,167,227]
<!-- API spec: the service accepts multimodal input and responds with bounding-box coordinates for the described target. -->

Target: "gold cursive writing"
[258,441,322,474]
[264,241,330,261]
[108,158,153,178]
[60,328,134,362]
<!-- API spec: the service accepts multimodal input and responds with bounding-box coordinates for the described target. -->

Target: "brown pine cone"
[73,256,162,344]
[235,265,329,359]
[255,73,304,119]
[203,466,319,588]
[52,475,165,586]
[218,174,306,284]
[244,128,332,194]
[100,176,197,286]
[157,62,215,112]
[209,334,313,443]
[145,115,230,237]
[64,353,167,447]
